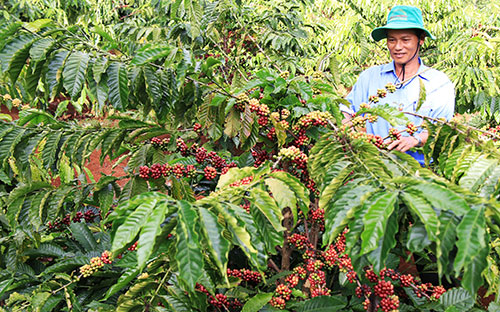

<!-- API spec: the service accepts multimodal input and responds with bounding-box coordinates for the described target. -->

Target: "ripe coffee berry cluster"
[346,129,388,149]
[366,133,386,149]
[337,254,354,273]
[355,284,372,298]
[128,241,138,251]
[151,136,170,150]
[285,274,300,288]
[269,256,332,310]
[266,127,276,140]
[275,284,292,300]
[365,268,379,283]
[379,295,399,312]
[47,209,98,232]
[239,201,251,213]
[293,266,307,279]
[176,137,189,156]
[188,140,232,169]
[322,244,338,268]
[269,283,295,309]
[293,128,310,146]
[282,229,356,303]
[101,250,112,264]
[303,249,316,259]
[358,266,448,311]
[203,166,217,180]
[383,267,447,299]
[178,138,238,171]
[309,208,325,231]
[139,161,229,182]
[302,255,332,299]
[306,259,324,272]
[196,283,242,309]
[288,233,312,250]
[251,149,269,167]
[335,229,347,252]
[229,176,253,187]
[374,280,394,298]
[193,123,202,133]
[139,137,240,182]
[138,164,168,179]
[227,268,262,284]
[269,296,286,309]
[431,285,446,300]
[258,115,269,127]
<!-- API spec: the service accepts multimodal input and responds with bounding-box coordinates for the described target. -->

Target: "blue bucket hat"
[371,5,435,42]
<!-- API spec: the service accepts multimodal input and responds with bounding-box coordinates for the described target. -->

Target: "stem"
[281,208,294,271]
[404,111,500,140]
[52,274,82,295]
[268,259,280,272]
[303,215,309,239]
[272,156,283,169]
[327,119,339,131]
[408,282,432,300]
[379,149,413,176]
[206,76,237,99]
[119,10,139,20]
[149,269,171,306]
[64,287,72,311]
[342,133,382,184]
[368,295,380,312]
[309,198,320,248]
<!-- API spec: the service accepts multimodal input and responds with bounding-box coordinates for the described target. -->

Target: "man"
[342,5,455,164]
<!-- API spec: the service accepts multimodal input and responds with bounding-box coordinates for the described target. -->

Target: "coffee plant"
[0,0,499,311]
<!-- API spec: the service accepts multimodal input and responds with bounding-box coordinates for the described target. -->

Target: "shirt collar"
[382,58,431,81]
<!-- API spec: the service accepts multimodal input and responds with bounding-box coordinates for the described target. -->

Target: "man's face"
[386,29,424,65]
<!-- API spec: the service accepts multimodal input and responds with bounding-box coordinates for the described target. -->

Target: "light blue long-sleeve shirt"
[343,60,455,164]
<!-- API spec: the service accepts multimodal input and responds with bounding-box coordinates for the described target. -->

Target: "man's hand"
[387,136,419,152]
[341,111,352,125]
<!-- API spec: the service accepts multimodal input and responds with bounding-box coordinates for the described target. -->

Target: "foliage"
[310,119,500,295]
